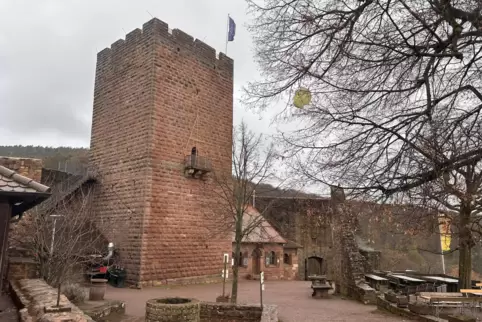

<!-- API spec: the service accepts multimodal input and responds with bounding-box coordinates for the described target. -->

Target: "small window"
[284,253,291,265]
[265,251,276,266]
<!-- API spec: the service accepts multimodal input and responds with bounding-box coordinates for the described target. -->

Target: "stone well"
[145,298,200,322]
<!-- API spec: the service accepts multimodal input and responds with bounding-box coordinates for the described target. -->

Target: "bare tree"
[246,0,482,289]
[11,180,108,307]
[405,125,482,287]
[205,121,280,304]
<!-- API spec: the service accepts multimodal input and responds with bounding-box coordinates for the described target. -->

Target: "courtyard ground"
[105,280,408,322]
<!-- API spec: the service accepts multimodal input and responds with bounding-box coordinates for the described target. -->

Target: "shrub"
[62,282,88,304]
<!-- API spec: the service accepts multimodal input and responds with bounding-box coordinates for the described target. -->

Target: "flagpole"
[225,14,230,54]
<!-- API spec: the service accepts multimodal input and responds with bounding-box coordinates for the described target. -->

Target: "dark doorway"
[252,248,261,275]
[305,256,323,280]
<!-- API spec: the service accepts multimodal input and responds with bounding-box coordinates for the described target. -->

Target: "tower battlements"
[97,18,233,77]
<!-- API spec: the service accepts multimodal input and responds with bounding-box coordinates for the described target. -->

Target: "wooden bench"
[311,284,332,298]
[428,296,482,317]
[460,289,482,295]
[418,292,463,302]
[430,297,481,304]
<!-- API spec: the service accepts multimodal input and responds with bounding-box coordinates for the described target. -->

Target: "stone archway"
[252,248,262,275]
[305,256,323,279]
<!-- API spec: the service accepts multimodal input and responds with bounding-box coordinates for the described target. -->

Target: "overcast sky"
[0,0,277,147]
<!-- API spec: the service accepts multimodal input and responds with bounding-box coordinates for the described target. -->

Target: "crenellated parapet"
[96,18,233,78]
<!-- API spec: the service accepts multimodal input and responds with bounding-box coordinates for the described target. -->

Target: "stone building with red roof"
[233,205,301,280]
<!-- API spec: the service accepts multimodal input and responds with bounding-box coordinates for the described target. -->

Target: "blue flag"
[228,16,236,41]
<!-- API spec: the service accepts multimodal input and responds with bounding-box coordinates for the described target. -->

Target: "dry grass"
[61,282,88,304]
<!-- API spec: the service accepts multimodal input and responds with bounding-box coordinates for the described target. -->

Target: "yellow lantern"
[293,87,312,109]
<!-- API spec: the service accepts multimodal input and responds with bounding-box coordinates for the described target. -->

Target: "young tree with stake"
[207,121,280,303]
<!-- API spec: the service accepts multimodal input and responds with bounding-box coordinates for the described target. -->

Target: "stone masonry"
[0,157,43,183]
[90,18,233,285]
[10,279,93,322]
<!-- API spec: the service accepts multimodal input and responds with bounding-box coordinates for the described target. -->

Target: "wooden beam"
[460,289,482,293]
[0,200,11,293]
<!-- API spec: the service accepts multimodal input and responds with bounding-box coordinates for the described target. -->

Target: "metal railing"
[184,155,212,172]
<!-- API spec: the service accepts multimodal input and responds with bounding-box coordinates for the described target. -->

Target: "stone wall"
[0,157,43,182]
[258,196,444,281]
[200,303,263,322]
[7,257,39,280]
[283,248,299,280]
[330,190,373,300]
[377,296,440,322]
[90,18,233,286]
[10,279,93,322]
[257,197,334,280]
[144,299,277,322]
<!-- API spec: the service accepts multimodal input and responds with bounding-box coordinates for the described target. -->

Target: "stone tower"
[90,18,233,285]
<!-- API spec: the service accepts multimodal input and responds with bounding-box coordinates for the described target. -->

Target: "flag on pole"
[228,16,236,41]
[438,215,451,252]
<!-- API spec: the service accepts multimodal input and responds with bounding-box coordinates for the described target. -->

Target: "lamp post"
[50,215,62,255]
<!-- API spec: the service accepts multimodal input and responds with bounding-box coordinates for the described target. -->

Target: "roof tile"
[233,205,287,244]
[0,165,50,194]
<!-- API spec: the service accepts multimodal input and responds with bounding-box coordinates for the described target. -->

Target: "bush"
[62,282,88,304]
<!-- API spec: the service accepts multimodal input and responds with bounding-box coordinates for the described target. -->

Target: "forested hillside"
[0,145,317,198]
[0,145,88,174]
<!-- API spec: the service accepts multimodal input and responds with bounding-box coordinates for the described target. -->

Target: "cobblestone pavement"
[105,280,408,322]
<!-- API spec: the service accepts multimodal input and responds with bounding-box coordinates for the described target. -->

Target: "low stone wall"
[144,298,278,322]
[141,274,226,287]
[10,279,93,322]
[354,282,377,304]
[79,300,126,321]
[200,303,263,322]
[377,295,441,322]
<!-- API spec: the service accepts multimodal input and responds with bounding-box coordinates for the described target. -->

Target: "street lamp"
[50,215,62,255]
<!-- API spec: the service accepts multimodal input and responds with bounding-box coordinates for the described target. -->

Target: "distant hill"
[0,145,318,197]
[0,145,89,174]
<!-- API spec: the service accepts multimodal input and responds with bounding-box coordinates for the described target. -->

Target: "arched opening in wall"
[242,251,249,267]
[252,248,262,275]
[284,253,291,265]
[265,251,276,266]
[305,256,323,280]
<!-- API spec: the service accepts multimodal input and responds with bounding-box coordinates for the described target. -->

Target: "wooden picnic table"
[308,275,327,283]
[421,294,482,318]
[460,289,482,296]
[365,274,388,291]
[311,284,331,298]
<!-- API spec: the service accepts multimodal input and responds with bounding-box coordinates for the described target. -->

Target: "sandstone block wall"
[10,279,93,322]
[237,243,285,280]
[144,300,275,322]
[283,248,299,280]
[90,18,233,285]
[7,258,39,280]
[0,157,43,182]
